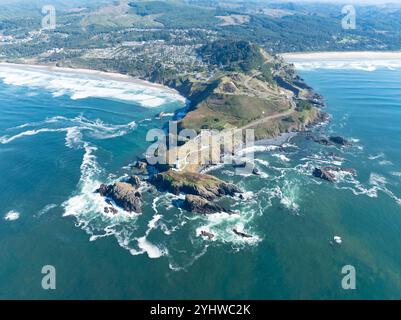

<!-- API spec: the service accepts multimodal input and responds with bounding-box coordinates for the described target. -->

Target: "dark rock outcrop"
[200,230,215,240]
[97,182,142,213]
[127,175,141,187]
[104,206,118,215]
[313,166,356,183]
[313,167,336,182]
[329,136,349,146]
[233,228,253,238]
[149,170,241,200]
[233,160,260,175]
[134,160,148,173]
[309,135,331,145]
[310,135,350,147]
[183,194,234,215]
[252,167,261,175]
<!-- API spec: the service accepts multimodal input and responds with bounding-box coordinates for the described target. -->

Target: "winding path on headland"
[171,97,297,172]
[169,64,299,172]
[241,99,296,130]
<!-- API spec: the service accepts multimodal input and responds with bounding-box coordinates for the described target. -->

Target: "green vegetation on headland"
[0,0,338,215]
[0,0,327,155]
[171,41,324,141]
[197,40,264,72]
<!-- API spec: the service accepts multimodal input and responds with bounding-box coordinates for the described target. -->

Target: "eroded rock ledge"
[313,166,356,183]
[97,179,142,213]
[310,135,350,147]
[149,170,242,214]
[183,195,235,215]
[149,170,241,200]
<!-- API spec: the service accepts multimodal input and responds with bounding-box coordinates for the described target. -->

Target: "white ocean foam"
[136,236,166,259]
[282,143,298,149]
[255,159,269,167]
[235,191,255,201]
[4,210,20,221]
[294,149,401,206]
[379,160,393,166]
[1,115,138,147]
[369,152,385,160]
[368,173,401,206]
[333,172,401,206]
[62,143,106,218]
[156,112,174,118]
[272,153,290,162]
[369,173,387,186]
[280,184,300,212]
[168,245,209,272]
[0,128,67,144]
[35,204,57,218]
[0,64,185,108]
[237,145,279,156]
[65,127,83,149]
[193,209,261,247]
[62,140,170,260]
[292,59,401,71]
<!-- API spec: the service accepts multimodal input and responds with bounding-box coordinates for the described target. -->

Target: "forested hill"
[1,0,401,58]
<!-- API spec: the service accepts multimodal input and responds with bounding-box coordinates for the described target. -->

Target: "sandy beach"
[281,51,401,61]
[0,62,179,94]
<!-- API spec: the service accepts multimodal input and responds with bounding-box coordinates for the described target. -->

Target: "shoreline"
[254,132,297,147]
[281,51,401,61]
[0,60,320,175]
[0,62,181,95]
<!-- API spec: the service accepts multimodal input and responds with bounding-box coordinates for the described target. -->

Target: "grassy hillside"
[175,41,321,138]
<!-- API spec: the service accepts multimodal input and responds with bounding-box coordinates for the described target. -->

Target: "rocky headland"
[95,42,329,231]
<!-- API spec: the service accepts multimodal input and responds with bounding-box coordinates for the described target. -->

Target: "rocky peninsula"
[94,42,327,220]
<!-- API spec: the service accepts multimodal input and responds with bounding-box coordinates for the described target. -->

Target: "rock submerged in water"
[133,160,148,173]
[183,194,235,215]
[233,159,261,175]
[329,136,349,146]
[127,175,141,187]
[310,135,350,147]
[313,167,336,182]
[313,166,356,183]
[200,230,215,240]
[97,180,142,213]
[104,206,118,215]
[232,228,253,238]
[310,136,331,146]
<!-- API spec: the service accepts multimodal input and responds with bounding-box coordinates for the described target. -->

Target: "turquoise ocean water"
[0,62,401,299]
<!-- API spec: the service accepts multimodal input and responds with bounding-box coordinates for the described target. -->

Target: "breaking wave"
[0,64,185,108]
[291,59,401,72]
[0,115,137,147]
[4,210,20,221]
